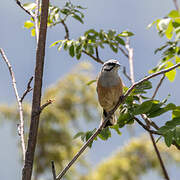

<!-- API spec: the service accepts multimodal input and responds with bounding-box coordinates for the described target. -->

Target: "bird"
[96,59,123,128]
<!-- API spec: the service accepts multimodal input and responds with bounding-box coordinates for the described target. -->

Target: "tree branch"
[134,117,161,135]
[22,0,49,179]
[51,161,56,180]
[15,0,35,18]
[125,38,135,84]
[122,66,132,82]
[152,74,165,100]
[173,0,179,11]
[82,50,104,64]
[56,62,180,179]
[20,76,33,103]
[0,48,26,161]
[61,19,70,40]
[119,46,129,58]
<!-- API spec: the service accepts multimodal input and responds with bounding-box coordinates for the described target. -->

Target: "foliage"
[50,29,134,60]
[0,62,98,179]
[23,1,86,36]
[79,136,180,180]
[148,10,180,82]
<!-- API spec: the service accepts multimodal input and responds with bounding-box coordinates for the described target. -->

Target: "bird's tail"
[102,110,117,128]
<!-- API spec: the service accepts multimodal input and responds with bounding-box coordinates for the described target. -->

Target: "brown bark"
[22,0,49,179]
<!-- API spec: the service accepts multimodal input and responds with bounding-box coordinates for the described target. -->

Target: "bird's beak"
[116,62,121,68]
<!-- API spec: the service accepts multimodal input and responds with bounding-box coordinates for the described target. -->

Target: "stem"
[0,48,26,161]
[22,0,49,179]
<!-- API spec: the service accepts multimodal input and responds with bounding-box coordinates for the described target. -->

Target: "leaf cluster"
[149,10,180,82]
[51,29,134,60]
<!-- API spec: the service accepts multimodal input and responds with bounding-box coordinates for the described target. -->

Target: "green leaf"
[98,127,111,140]
[72,14,84,24]
[109,43,118,53]
[86,80,97,86]
[23,2,36,11]
[115,36,125,46]
[168,10,180,18]
[165,61,176,82]
[111,124,121,135]
[164,130,173,147]
[165,20,173,39]
[135,80,152,92]
[73,132,84,139]
[118,31,134,37]
[69,44,75,57]
[133,100,153,115]
[158,126,171,134]
[165,117,180,127]
[24,21,34,29]
[175,126,180,144]
[50,40,63,48]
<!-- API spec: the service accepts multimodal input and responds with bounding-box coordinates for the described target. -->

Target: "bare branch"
[119,46,129,58]
[40,99,54,112]
[61,19,70,40]
[125,38,135,84]
[173,0,179,10]
[152,74,165,100]
[82,50,104,64]
[22,0,49,179]
[122,66,131,82]
[134,117,161,135]
[56,62,180,179]
[15,0,34,18]
[20,76,33,103]
[149,131,170,180]
[51,161,56,180]
[95,47,100,60]
[0,48,26,161]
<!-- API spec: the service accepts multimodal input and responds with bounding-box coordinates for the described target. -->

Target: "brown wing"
[97,77,123,112]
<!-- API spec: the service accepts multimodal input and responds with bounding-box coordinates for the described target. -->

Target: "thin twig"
[61,19,70,40]
[15,0,34,18]
[142,74,169,180]
[95,47,100,60]
[149,130,170,180]
[82,50,104,64]
[122,66,131,82]
[51,161,56,180]
[20,76,33,103]
[173,0,179,11]
[152,74,165,100]
[56,62,180,179]
[0,48,26,161]
[134,117,161,135]
[34,0,40,43]
[119,46,129,58]
[40,99,54,112]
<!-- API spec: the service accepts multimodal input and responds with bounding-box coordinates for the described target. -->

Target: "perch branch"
[56,62,180,179]
[0,48,26,161]
[15,0,34,18]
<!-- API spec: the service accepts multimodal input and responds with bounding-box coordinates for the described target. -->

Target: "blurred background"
[0,0,180,179]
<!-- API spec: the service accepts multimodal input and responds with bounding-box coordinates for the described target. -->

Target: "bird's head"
[102,59,121,73]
